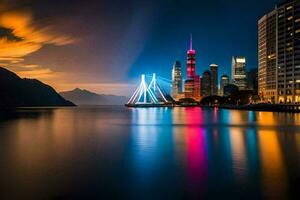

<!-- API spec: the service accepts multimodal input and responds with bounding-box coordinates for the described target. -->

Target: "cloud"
[0,37,42,60]
[0,4,75,72]
[0,9,75,45]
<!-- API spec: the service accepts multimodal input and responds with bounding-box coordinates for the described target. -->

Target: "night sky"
[0,0,285,95]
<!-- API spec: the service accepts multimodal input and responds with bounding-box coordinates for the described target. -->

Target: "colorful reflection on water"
[0,106,300,199]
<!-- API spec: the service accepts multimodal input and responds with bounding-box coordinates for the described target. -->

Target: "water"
[0,106,300,199]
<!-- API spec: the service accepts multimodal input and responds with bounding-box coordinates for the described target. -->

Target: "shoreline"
[125,103,300,113]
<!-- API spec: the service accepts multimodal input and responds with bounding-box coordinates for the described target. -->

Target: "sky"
[0,0,285,96]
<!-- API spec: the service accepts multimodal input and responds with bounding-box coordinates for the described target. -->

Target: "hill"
[0,67,75,107]
[60,88,128,105]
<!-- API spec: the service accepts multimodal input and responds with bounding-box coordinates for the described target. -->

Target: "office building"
[258,0,300,103]
[277,0,300,103]
[231,56,247,90]
[220,74,230,96]
[210,64,218,95]
[247,68,258,94]
[258,10,277,103]
[201,70,211,97]
[172,61,183,100]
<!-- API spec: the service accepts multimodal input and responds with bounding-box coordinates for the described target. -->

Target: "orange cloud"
[0,9,75,45]
[0,9,75,63]
[0,37,42,59]
[0,6,75,88]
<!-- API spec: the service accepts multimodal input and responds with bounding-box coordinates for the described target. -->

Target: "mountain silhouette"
[60,88,128,105]
[0,67,75,107]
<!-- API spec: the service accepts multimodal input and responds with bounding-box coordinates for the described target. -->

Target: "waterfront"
[1,106,300,199]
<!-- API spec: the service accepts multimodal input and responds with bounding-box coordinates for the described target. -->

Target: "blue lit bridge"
[126,73,173,106]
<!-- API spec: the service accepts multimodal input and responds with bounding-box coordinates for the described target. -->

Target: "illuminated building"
[184,35,201,100]
[201,70,211,97]
[172,61,183,100]
[210,64,218,95]
[220,74,230,96]
[186,35,196,79]
[184,80,195,98]
[258,10,277,103]
[277,0,300,103]
[258,0,300,103]
[231,56,247,90]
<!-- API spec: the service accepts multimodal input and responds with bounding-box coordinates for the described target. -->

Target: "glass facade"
[231,56,247,90]
[259,0,300,104]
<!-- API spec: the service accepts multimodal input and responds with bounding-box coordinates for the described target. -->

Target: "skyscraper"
[186,35,196,79]
[247,68,258,94]
[258,10,277,103]
[258,0,300,103]
[172,61,183,100]
[220,74,230,96]
[201,70,211,97]
[277,0,300,103]
[184,35,201,101]
[231,56,247,90]
[210,64,218,95]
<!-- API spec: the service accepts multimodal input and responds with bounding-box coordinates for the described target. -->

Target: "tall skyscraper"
[201,70,211,97]
[186,35,196,79]
[210,64,218,95]
[172,61,183,100]
[220,74,230,96]
[258,10,277,103]
[277,0,300,103]
[184,35,201,100]
[258,0,300,103]
[231,56,247,90]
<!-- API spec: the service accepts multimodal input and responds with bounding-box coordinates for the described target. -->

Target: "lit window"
[286,6,293,10]
[296,18,300,23]
[296,29,300,34]
[288,16,293,21]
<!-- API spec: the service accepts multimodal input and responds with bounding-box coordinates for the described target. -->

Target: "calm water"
[1,106,300,199]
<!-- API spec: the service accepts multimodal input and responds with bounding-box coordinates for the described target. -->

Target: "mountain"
[0,67,75,107]
[60,88,128,105]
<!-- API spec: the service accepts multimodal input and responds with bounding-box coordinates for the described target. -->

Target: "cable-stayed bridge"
[126,74,173,106]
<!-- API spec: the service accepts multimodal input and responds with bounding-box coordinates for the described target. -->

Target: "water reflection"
[258,130,288,199]
[230,128,247,182]
[131,108,159,176]
[129,107,300,199]
[0,107,299,199]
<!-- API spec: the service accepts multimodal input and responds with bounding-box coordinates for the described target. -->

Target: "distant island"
[0,67,74,107]
[60,88,128,105]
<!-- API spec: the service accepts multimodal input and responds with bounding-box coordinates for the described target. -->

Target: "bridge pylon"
[127,73,169,105]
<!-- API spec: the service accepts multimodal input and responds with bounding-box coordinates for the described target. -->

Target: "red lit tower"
[184,35,201,101]
[186,35,196,79]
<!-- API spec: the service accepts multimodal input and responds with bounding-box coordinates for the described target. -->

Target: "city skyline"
[0,0,284,95]
[1,1,300,199]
